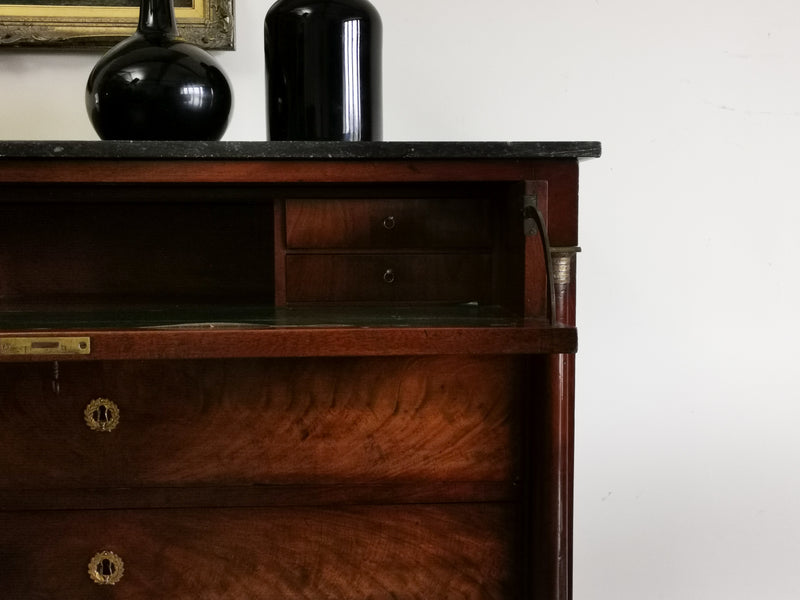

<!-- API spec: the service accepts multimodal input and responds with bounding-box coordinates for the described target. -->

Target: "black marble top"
[0,141,601,160]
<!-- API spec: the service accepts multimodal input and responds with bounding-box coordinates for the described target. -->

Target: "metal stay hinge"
[522,193,539,236]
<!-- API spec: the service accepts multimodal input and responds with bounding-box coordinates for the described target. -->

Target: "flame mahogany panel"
[0,505,516,599]
[0,356,522,489]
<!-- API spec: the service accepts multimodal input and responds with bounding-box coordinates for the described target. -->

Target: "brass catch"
[0,337,90,356]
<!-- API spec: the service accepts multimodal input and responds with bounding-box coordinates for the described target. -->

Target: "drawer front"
[284,198,492,249]
[285,253,491,303]
[0,356,521,488]
[0,505,514,599]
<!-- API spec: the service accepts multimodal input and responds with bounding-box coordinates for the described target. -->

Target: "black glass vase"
[265,0,382,141]
[86,0,233,141]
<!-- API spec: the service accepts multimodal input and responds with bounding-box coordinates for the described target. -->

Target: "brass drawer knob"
[88,550,124,585]
[84,398,120,432]
[383,268,396,284]
[382,215,396,230]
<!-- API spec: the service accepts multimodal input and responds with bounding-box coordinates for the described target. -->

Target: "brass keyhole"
[99,558,115,576]
[89,550,124,585]
[84,398,120,432]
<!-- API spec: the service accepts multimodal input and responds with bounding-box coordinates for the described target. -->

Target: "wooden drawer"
[284,198,492,249]
[0,504,515,598]
[284,253,492,303]
[0,356,521,489]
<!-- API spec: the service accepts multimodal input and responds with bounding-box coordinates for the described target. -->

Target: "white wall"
[2,0,800,597]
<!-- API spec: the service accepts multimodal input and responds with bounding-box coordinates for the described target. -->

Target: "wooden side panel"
[0,504,516,599]
[524,353,576,600]
[531,160,579,248]
[533,161,580,328]
[0,356,521,488]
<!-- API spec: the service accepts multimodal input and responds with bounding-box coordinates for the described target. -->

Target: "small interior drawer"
[284,253,491,303]
[0,504,515,598]
[0,356,520,489]
[284,198,492,249]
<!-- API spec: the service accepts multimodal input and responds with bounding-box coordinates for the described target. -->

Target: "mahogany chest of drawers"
[0,141,600,599]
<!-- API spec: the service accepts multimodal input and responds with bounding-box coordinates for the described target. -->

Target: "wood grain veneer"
[0,356,522,489]
[0,505,515,599]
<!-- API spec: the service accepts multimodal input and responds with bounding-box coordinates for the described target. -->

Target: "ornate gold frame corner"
[0,0,234,50]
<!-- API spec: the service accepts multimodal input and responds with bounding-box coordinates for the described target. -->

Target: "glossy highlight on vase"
[86,0,232,141]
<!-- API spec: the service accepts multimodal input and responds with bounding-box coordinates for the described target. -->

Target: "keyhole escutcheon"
[89,550,124,585]
[84,398,120,432]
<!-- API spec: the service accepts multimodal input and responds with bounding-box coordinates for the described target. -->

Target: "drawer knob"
[88,550,124,585]
[382,215,396,230]
[84,398,120,432]
[383,268,396,284]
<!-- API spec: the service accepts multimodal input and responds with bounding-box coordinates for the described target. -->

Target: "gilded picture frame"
[0,0,234,50]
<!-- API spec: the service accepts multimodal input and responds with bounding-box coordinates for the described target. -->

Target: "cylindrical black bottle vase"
[265,0,382,141]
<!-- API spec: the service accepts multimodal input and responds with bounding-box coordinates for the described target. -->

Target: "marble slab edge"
[0,140,602,161]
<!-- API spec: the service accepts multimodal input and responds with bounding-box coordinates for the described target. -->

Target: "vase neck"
[138,0,178,37]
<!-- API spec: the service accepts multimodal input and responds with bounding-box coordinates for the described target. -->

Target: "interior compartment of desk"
[0,186,274,305]
[0,181,530,325]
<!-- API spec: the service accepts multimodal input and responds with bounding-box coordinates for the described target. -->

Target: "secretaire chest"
[0,141,599,599]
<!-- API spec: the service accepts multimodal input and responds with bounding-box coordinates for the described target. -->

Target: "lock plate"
[0,336,91,356]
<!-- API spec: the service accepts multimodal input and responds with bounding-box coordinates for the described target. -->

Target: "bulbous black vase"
[86,0,233,141]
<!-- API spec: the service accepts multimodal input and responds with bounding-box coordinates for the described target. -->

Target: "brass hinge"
[551,246,582,286]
